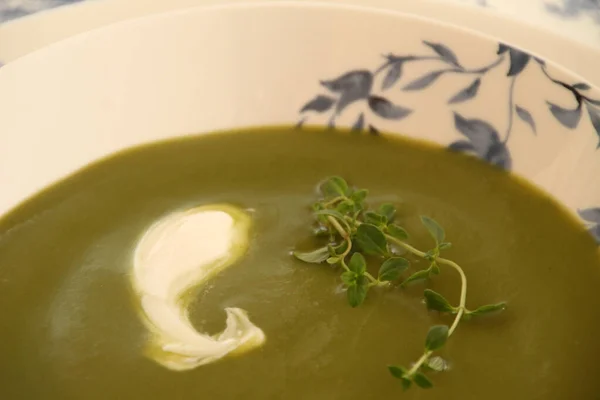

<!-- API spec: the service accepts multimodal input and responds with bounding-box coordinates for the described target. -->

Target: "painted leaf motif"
[448,140,475,152]
[515,105,537,133]
[403,70,447,91]
[507,47,531,76]
[485,142,512,170]
[586,104,600,147]
[587,98,600,107]
[320,70,372,93]
[352,113,365,131]
[579,208,600,224]
[320,70,373,113]
[368,96,412,120]
[573,82,591,91]
[548,102,582,129]
[300,95,335,113]
[382,61,403,91]
[497,43,509,55]
[453,113,511,170]
[448,78,481,104]
[453,112,501,149]
[423,41,461,67]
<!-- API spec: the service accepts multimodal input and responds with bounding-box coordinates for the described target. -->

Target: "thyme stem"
[386,235,467,336]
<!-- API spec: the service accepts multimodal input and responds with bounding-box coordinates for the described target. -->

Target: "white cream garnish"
[132,204,265,371]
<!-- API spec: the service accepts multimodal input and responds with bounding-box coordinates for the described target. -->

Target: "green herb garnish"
[292,176,507,391]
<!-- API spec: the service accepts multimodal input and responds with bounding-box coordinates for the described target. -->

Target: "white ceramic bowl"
[4,0,600,87]
[0,2,599,243]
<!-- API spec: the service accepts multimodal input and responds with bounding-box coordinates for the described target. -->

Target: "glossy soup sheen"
[1,128,599,400]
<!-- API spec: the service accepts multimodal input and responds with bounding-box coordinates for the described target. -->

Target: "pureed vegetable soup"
[0,128,599,399]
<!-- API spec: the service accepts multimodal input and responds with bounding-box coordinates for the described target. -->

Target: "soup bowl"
[0,2,600,398]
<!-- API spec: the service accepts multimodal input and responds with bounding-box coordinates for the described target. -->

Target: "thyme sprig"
[293,177,507,390]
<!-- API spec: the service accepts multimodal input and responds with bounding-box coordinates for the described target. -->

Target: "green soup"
[1,128,599,399]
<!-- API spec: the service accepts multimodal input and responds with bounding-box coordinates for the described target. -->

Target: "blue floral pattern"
[546,0,600,24]
[0,0,83,23]
[579,208,600,243]
[298,40,600,244]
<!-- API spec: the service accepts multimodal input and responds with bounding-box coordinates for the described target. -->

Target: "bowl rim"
[1,0,598,92]
[2,0,600,87]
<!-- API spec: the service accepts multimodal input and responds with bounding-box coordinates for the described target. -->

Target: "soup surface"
[1,128,599,399]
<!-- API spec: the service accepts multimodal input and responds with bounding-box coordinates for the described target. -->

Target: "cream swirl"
[132,205,265,371]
